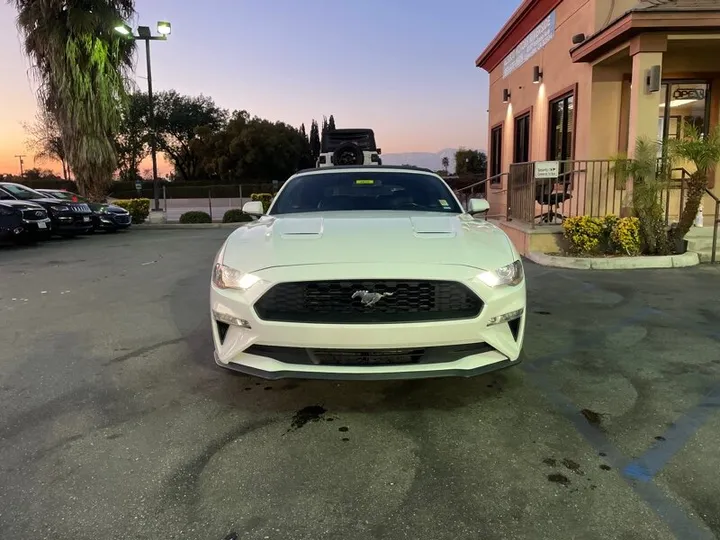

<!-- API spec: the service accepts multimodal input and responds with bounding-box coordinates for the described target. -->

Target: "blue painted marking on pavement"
[527,370,716,540]
[623,383,720,482]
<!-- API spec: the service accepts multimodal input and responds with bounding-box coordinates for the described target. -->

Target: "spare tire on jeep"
[333,142,364,166]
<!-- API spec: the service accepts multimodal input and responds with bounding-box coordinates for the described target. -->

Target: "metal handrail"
[455,172,507,193]
[707,189,719,263]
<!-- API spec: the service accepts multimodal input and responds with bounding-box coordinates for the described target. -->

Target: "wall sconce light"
[533,66,543,84]
[502,88,511,103]
[646,64,661,93]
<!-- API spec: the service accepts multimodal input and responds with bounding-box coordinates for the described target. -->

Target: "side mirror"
[468,198,490,214]
[376,148,382,155]
[242,200,265,216]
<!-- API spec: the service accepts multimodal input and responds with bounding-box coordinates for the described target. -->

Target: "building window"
[489,125,502,184]
[658,81,710,148]
[514,113,530,163]
[548,93,574,161]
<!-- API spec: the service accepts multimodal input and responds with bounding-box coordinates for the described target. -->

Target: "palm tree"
[10,0,136,200]
[612,137,672,255]
[441,156,450,174]
[668,123,720,241]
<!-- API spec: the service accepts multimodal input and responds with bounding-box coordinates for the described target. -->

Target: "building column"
[626,35,667,156]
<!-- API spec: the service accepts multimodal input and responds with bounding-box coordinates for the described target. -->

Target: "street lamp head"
[137,25,152,38]
[114,22,132,36]
[157,21,172,36]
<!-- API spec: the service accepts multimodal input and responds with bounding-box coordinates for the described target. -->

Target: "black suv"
[36,189,131,233]
[0,182,94,237]
[0,200,52,244]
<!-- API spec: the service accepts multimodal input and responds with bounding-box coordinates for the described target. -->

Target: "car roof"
[294,165,436,175]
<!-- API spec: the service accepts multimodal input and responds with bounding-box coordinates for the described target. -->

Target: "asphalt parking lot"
[1,229,719,540]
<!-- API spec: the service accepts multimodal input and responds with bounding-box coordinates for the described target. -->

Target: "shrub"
[610,217,641,256]
[563,215,642,256]
[179,211,212,224]
[251,192,273,212]
[562,216,604,255]
[112,198,150,224]
[222,209,253,223]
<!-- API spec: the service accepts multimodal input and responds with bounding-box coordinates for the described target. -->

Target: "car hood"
[221,211,516,272]
[0,200,44,210]
[23,198,70,206]
[105,204,129,214]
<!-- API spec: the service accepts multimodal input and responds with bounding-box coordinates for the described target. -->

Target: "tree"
[11,0,136,200]
[668,123,720,241]
[612,138,672,255]
[309,120,321,162]
[151,90,228,180]
[115,92,149,182]
[328,115,336,131]
[194,111,313,181]
[441,156,450,174]
[455,148,487,177]
[23,109,68,180]
[321,116,328,140]
[300,123,307,140]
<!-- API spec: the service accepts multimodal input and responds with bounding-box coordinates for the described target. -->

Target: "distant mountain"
[380,148,484,174]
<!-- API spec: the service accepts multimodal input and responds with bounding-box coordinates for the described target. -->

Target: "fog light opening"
[216,321,230,344]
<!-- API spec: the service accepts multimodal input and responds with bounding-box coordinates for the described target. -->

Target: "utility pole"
[15,155,26,176]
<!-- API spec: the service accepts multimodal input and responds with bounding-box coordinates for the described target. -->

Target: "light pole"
[115,20,171,212]
[15,155,26,177]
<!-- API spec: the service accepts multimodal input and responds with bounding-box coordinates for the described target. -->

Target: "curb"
[133,223,243,229]
[526,251,700,270]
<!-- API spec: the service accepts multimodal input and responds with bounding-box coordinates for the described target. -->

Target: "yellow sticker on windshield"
[355,179,375,185]
[439,199,449,207]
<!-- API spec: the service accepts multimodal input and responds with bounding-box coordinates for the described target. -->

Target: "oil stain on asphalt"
[288,405,327,431]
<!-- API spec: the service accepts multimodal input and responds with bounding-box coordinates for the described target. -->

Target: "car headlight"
[50,205,69,212]
[477,260,524,288]
[212,263,261,290]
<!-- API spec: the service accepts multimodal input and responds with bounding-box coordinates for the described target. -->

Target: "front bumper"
[94,213,132,230]
[22,217,53,237]
[52,213,94,234]
[210,263,526,380]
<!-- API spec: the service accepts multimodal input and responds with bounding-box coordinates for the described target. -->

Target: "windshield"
[269,171,463,215]
[45,190,85,202]
[0,184,46,200]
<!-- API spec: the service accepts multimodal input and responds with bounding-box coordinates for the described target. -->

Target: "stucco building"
[475,0,720,253]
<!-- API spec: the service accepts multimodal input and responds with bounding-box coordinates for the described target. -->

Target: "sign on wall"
[534,161,560,179]
[502,11,556,79]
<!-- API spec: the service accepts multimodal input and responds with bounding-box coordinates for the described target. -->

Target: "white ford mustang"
[210,166,526,380]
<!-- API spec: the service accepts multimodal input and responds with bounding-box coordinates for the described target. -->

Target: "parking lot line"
[526,370,716,540]
[523,299,717,540]
[623,383,720,482]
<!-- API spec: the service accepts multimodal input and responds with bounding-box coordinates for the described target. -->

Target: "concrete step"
[695,250,719,263]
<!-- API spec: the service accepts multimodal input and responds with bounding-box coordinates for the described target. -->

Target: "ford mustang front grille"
[253,280,483,324]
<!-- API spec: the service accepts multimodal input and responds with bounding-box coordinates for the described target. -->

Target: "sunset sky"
[0,0,520,176]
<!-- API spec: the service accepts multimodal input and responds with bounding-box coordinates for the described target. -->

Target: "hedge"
[112,198,151,224]
[108,181,283,199]
[179,211,212,224]
[222,209,253,223]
